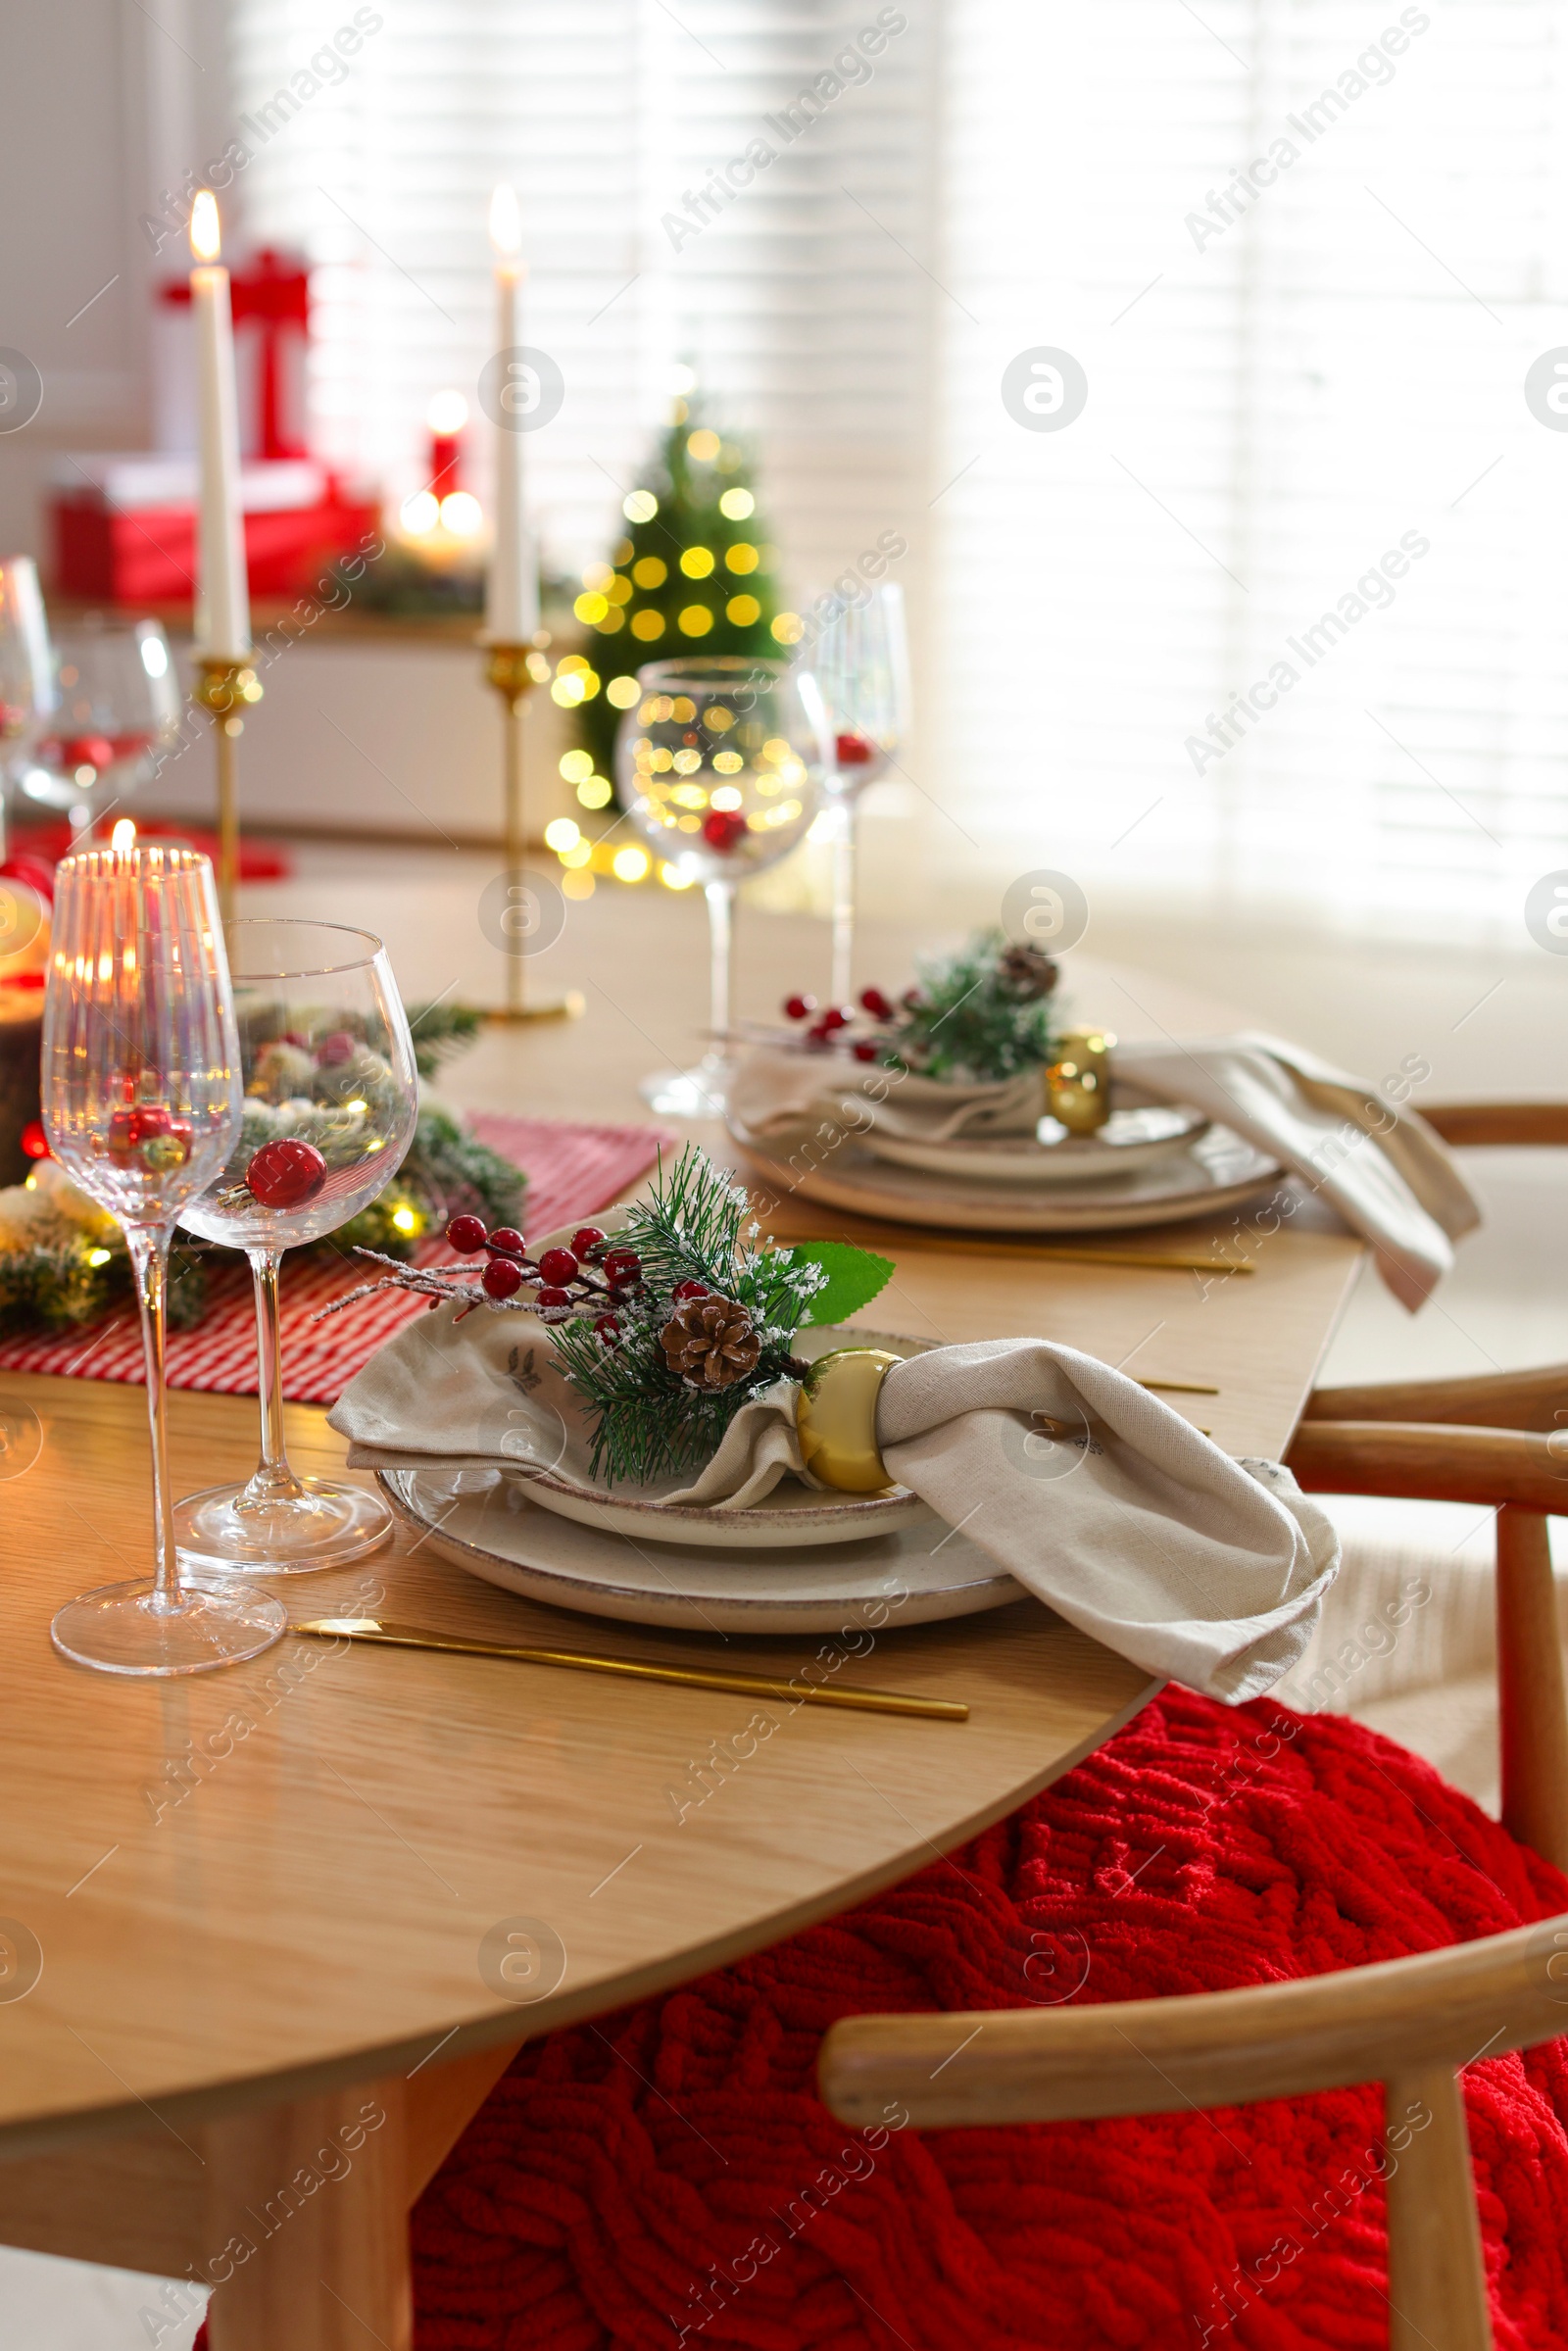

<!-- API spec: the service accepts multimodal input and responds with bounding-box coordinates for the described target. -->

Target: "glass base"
[51,1575,287,1678]
[639,1055,731,1118]
[173,1477,394,1576]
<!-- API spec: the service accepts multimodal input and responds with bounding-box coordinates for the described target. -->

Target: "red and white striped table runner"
[0,1115,673,1407]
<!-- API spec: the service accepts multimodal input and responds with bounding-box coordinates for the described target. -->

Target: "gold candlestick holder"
[192,658,263,929]
[482,641,581,1023]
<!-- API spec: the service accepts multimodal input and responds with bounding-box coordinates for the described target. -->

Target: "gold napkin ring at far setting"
[796,1348,900,1494]
[1045,1026,1117,1135]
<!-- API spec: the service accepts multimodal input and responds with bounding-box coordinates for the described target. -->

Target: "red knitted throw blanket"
[201,1691,1568,2347]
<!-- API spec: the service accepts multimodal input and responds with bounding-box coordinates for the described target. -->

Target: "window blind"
[229,0,1568,940]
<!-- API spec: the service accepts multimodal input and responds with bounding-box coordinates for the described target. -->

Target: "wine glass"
[43,848,286,1676]
[20,617,182,843]
[173,919,418,1573]
[0,556,57,862]
[617,656,830,1116]
[809,583,911,1006]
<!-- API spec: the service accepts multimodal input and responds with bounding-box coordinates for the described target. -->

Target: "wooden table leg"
[203,2076,411,2351]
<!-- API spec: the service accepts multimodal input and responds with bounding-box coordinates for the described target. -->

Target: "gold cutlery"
[293,1617,968,1722]
[1138,1379,1220,1396]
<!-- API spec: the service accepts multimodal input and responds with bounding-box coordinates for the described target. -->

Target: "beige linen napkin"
[727,1045,1043,1141]
[728,1029,1478,1309]
[326,1297,814,1510]
[1111,1034,1477,1309]
[328,1306,1338,1703]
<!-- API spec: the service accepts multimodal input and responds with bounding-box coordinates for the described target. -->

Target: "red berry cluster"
[445,1216,641,1340]
[782,984,899,1061]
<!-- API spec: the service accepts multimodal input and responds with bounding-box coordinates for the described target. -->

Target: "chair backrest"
[819,1912,1568,2351]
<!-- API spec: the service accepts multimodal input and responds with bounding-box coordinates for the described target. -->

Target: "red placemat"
[0,1115,674,1406]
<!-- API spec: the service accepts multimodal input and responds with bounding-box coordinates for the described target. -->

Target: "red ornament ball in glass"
[482,1257,523,1300]
[317,1031,357,1066]
[536,1247,579,1287]
[19,1119,47,1161]
[447,1214,487,1254]
[246,1138,328,1209]
[702,808,747,854]
[835,731,875,767]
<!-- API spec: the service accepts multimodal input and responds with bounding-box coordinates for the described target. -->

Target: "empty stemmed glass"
[0,556,56,860]
[43,848,286,1676]
[617,656,830,1116]
[810,583,911,1005]
[173,919,418,1573]
[21,617,182,842]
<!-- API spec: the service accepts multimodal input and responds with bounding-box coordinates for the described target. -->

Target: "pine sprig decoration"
[550,1146,824,1486]
[406,1001,486,1081]
[888,926,1060,1082]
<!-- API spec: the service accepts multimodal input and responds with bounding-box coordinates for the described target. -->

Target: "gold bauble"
[796,1348,898,1493]
[1045,1027,1116,1135]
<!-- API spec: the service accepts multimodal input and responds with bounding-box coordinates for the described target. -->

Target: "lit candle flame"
[190,189,221,264]
[427,389,468,436]
[110,818,136,854]
[489,184,522,261]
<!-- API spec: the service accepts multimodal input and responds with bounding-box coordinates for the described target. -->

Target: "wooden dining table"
[0,946,1364,2350]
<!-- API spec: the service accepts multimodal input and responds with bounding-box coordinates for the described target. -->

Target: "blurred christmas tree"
[559,387,801,812]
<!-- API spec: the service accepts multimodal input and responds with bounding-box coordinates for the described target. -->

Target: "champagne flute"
[43,848,286,1676]
[173,919,418,1573]
[23,617,182,841]
[0,556,57,863]
[810,583,911,1006]
[617,656,830,1116]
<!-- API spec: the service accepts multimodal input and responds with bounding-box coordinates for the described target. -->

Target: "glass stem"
[244,1248,307,1506]
[829,800,857,1008]
[126,1227,180,1608]
[705,878,735,1054]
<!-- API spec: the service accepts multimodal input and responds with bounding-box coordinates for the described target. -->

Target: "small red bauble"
[446,1213,487,1254]
[535,1285,573,1318]
[246,1138,328,1209]
[317,1031,357,1065]
[488,1227,525,1256]
[835,730,875,767]
[784,993,816,1020]
[852,1039,879,1061]
[20,1118,47,1160]
[602,1248,641,1287]
[594,1314,620,1345]
[482,1258,523,1299]
[671,1278,709,1299]
[536,1246,579,1287]
[702,808,747,853]
[58,733,115,773]
[859,986,894,1020]
[570,1226,607,1258]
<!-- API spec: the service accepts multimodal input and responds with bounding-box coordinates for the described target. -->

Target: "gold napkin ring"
[796,1348,900,1493]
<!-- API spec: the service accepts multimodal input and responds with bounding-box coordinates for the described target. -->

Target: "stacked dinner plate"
[726,1080,1283,1236]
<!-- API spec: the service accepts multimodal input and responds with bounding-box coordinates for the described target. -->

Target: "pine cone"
[997,942,1059,1002]
[660,1293,761,1390]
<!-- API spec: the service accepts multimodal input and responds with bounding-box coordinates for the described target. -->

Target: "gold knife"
[292,1617,968,1722]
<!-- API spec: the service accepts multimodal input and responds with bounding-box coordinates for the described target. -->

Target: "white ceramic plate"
[728,1116,1283,1235]
[861,1102,1207,1185]
[517,1325,936,1549]
[378,1463,1023,1635]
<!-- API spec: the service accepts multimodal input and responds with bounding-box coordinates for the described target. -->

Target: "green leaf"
[780,1241,895,1330]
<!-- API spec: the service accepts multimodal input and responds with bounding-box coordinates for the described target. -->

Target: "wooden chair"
[823,1274,1568,2349]
[1296,1096,1568,1871]
[818,1912,1568,2351]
